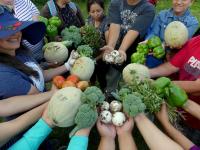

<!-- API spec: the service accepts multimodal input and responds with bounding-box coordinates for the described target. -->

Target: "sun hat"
[0,5,46,45]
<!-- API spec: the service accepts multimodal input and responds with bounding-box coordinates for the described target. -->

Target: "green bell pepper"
[46,24,58,41]
[154,77,171,96]
[38,16,48,27]
[136,43,149,55]
[49,16,62,28]
[153,46,165,59]
[131,52,146,64]
[166,83,188,107]
[147,36,162,49]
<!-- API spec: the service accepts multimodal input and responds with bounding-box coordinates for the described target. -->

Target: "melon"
[122,63,150,84]
[43,41,71,63]
[164,21,188,49]
[70,57,95,81]
[48,87,82,127]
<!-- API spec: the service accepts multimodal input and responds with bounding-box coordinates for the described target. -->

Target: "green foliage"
[123,94,146,117]
[61,26,82,47]
[69,104,98,137]
[81,86,105,107]
[77,44,93,57]
[80,25,102,50]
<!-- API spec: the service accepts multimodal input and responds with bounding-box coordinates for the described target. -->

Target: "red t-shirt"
[170,35,200,129]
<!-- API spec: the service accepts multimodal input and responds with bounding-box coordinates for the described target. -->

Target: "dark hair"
[0,51,38,77]
[87,0,104,12]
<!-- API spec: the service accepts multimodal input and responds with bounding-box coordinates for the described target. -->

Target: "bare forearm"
[161,121,194,150]
[98,137,115,150]
[183,99,200,120]
[107,24,120,48]
[119,30,139,52]
[0,103,46,147]
[134,114,183,150]
[44,65,68,82]
[0,91,53,117]
[173,80,200,94]
[118,133,137,150]
[149,62,178,78]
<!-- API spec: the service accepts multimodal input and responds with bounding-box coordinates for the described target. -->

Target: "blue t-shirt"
[145,8,199,68]
[0,51,44,99]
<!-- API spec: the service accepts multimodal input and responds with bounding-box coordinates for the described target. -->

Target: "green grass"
[33,0,200,23]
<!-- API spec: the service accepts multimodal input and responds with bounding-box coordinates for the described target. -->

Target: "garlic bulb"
[112,112,126,126]
[100,110,112,124]
[110,100,122,112]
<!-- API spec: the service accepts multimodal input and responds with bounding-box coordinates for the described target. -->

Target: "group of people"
[0,0,200,149]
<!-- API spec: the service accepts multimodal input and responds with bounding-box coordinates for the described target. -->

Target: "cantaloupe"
[164,21,188,48]
[48,87,82,127]
[70,57,95,81]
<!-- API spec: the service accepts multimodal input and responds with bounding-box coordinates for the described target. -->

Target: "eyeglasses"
[0,5,13,15]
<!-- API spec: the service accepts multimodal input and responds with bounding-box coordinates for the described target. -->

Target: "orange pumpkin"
[53,76,65,89]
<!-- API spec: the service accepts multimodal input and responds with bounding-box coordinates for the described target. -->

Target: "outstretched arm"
[0,103,46,147]
[182,99,200,120]
[156,104,195,150]
[117,117,137,150]
[134,113,183,150]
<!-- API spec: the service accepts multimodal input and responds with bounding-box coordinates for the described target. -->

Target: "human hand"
[100,45,114,53]
[75,127,92,137]
[118,50,127,63]
[97,119,116,139]
[42,105,55,128]
[155,103,170,125]
[50,83,58,94]
[116,117,134,136]
[64,50,76,71]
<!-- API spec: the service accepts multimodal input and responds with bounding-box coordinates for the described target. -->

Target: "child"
[87,0,108,44]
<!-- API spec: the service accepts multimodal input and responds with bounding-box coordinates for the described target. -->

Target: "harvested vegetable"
[53,75,65,89]
[77,45,93,58]
[112,112,126,126]
[76,81,89,91]
[69,104,98,137]
[81,86,105,107]
[100,110,112,124]
[43,41,72,63]
[70,57,95,81]
[48,87,82,127]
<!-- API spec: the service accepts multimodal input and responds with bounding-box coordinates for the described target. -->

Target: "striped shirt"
[14,0,44,62]
[14,0,39,21]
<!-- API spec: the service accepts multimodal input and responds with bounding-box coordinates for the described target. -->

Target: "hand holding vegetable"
[97,119,116,139]
[116,117,134,136]
[165,83,188,107]
[155,103,170,125]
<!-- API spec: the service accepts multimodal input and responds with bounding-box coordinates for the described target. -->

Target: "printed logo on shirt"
[24,62,45,92]
[184,56,200,78]
[120,10,137,32]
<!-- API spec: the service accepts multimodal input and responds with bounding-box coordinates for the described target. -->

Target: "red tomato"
[53,76,65,89]
[66,75,79,84]
[62,80,76,88]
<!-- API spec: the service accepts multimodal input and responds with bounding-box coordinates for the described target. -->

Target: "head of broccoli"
[69,104,98,138]
[77,45,93,58]
[123,94,146,117]
[81,86,105,107]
